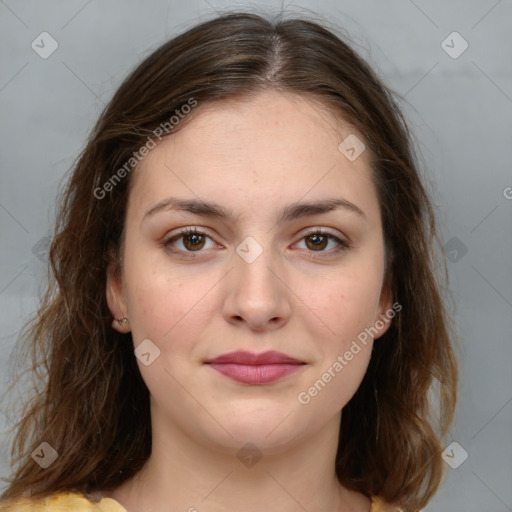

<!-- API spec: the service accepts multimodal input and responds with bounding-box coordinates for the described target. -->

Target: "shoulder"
[0,491,127,512]
[370,495,405,512]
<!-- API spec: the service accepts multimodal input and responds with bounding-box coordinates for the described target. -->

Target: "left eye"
[296,230,349,253]
[162,228,349,256]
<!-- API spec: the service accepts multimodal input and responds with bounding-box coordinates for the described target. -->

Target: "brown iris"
[183,232,206,251]
[305,233,328,251]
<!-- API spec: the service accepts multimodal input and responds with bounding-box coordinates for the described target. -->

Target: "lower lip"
[207,363,304,384]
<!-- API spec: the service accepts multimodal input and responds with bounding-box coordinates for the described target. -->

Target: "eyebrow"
[143,196,367,223]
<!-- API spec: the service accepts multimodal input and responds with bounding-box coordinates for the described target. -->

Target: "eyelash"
[162,226,351,259]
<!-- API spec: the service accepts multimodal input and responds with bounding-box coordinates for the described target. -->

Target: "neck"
[101,407,370,512]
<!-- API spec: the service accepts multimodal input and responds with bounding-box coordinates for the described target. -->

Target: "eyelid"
[298,226,346,239]
[162,225,351,256]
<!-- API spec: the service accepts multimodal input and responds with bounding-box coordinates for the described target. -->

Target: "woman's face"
[107,90,392,454]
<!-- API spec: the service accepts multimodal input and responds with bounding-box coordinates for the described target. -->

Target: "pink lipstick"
[205,350,306,385]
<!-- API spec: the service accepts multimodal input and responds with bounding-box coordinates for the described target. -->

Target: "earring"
[117,317,129,327]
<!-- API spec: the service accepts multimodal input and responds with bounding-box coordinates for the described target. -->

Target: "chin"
[201,405,311,454]
[207,426,305,458]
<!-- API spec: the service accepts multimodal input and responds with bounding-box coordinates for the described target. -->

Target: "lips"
[205,350,306,385]
[205,350,304,365]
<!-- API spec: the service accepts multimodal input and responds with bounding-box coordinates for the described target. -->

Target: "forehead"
[144,91,363,159]
[128,91,377,221]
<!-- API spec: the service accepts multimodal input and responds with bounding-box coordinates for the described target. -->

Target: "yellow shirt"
[0,491,403,511]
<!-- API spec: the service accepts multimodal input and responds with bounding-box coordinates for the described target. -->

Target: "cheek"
[297,280,377,414]
[309,267,383,337]
[123,250,177,331]
[298,258,383,403]
[301,343,373,417]
[124,251,221,349]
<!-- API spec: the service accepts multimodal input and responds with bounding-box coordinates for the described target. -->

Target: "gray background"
[1,1,511,510]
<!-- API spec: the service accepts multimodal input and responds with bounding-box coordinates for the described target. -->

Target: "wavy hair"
[0,11,458,511]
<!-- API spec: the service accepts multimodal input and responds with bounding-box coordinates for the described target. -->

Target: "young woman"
[0,11,458,512]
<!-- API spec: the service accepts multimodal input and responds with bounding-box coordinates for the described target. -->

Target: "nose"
[222,241,293,332]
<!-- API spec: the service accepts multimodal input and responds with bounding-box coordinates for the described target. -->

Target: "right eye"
[162,227,218,257]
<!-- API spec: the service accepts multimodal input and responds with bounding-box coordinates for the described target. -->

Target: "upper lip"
[205,350,305,365]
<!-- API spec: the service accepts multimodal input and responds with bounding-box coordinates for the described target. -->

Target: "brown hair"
[0,11,458,510]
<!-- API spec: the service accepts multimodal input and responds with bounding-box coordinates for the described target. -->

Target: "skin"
[104,90,392,512]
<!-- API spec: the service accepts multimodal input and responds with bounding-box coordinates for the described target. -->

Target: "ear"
[372,282,394,341]
[106,257,130,333]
